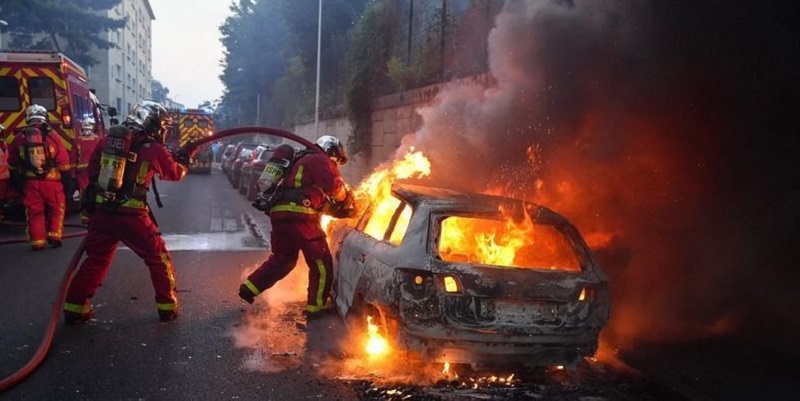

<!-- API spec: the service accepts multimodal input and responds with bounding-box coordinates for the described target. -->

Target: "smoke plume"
[399,0,800,351]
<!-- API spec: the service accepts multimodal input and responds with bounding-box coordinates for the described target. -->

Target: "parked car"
[239,145,275,200]
[223,142,257,177]
[220,144,236,174]
[229,148,255,188]
[332,183,610,371]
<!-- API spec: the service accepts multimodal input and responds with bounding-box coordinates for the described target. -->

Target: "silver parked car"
[333,183,610,370]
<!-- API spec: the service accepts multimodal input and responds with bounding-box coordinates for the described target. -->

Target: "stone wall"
[293,73,493,185]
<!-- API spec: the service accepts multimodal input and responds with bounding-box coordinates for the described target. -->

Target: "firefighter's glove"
[325,189,357,219]
[172,147,197,166]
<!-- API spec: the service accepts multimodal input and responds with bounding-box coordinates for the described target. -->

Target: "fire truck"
[165,108,214,174]
[0,50,116,212]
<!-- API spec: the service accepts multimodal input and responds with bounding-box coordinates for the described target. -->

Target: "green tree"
[0,0,126,67]
[345,1,400,155]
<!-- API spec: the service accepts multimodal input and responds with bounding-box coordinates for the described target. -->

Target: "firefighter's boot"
[238,283,256,304]
[64,310,95,325]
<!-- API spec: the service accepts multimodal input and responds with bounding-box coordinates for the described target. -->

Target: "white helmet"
[25,104,48,125]
[81,118,96,135]
[315,135,348,165]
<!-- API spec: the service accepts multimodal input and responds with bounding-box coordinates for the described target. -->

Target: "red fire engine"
[0,50,116,212]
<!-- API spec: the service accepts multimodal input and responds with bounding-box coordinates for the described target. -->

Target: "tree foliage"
[0,0,126,66]
[344,1,400,155]
[151,79,170,104]
[216,0,367,130]
[216,0,500,155]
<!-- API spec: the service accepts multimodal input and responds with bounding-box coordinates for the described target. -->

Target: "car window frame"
[355,195,411,247]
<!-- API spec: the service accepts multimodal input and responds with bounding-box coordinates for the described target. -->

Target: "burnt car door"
[334,195,415,316]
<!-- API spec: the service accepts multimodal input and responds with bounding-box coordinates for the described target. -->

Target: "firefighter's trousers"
[245,220,334,312]
[23,180,64,247]
[64,211,179,315]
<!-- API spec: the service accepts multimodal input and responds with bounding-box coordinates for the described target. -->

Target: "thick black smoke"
[399,0,800,352]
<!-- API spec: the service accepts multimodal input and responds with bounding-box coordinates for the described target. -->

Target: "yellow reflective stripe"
[95,195,147,209]
[137,160,150,183]
[308,259,327,311]
[269,204,318,215]
[294,164,303,187]
[64,302,90,314]
[157,302,177,311]
[244,280,261,296]
[160,252,178,302]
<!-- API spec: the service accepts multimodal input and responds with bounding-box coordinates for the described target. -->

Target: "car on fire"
[332,183,610,370]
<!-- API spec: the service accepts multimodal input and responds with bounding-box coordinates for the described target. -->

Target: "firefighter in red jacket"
[7,105,71,250]
[63,100,194,324]
[75,117,101,193]
[239,135,356,317]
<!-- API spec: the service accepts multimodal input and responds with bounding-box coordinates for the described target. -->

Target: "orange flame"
[354,148,431,241]
[365,316,389,358]
[438,206,581,271]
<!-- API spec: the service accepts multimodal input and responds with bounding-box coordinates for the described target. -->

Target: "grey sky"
[150,0,230,108]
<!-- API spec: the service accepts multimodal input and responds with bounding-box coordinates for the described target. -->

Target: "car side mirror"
[107,107,118,117]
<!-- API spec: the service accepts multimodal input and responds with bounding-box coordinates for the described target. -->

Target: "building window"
[116,97,122,112]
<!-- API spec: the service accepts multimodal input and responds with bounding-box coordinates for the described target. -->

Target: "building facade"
[88,0,155,116]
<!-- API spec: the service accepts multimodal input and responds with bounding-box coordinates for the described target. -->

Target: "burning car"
[333,183,610,370]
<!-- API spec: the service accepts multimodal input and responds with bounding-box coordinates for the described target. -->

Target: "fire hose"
[0,126,320,393]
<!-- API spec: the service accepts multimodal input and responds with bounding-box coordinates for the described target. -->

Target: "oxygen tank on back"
[24,127,47,175]
[97,125,134,193]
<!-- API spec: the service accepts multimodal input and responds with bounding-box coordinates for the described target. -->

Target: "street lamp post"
[314,0,322,137]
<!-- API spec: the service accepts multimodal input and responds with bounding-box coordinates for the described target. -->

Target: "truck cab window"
[28,77,56,110]
[0,77,21,111]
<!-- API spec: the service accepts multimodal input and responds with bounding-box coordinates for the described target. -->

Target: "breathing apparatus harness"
[252,149,317,214]
[85,124,164,215]
[252,148,355,218]
[22,123,56,178]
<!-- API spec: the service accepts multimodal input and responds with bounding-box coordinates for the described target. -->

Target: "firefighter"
[239,135,356,317]
[7,105,71,250]
[75,117,100,193]
[63,100,195,324]
[0,124,9,222]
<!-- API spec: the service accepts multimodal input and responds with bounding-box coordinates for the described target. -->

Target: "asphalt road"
[0,167,357,400]
[1,166,798,400]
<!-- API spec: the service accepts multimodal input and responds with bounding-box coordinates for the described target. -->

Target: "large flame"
[438,206,581,271]
[354,148,431,240]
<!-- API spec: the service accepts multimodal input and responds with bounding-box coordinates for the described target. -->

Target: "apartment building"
[88,0,155,116]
